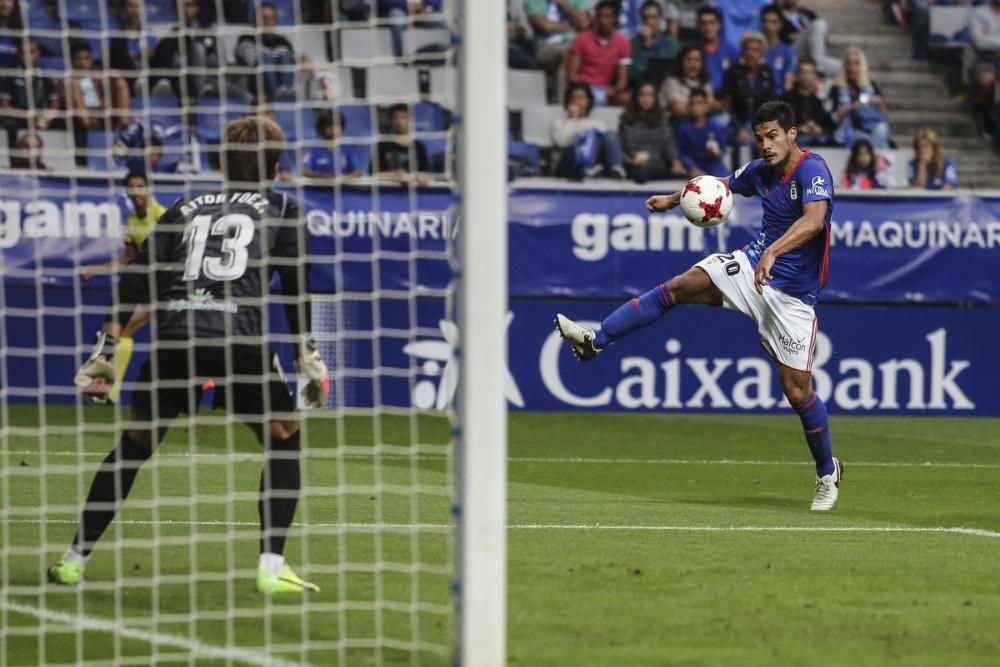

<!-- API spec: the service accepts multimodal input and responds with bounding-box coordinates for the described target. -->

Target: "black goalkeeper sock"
[258,430,302,556]
[73,432,152,556]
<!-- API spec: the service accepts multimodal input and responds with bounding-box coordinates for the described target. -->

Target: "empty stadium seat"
[339,104,375,138]
[590,106,622,131]
[39,130,75,171]
[143,0,178,24]
[292,26,332,64]
[412,101,447,169]
[131,95,184,130]
[364,65,418,100]
[194,96,253,142]
[517,105,563,147]
[507,70,546,108]
[29,15,64,56]
[273,104,319,142]
[340,28,394,62]
[86,129,116,171]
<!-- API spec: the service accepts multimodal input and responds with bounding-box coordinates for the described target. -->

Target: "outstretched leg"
[556,265,722,360]
[778,364,842,511]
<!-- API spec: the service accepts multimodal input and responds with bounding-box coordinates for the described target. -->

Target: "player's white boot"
[75,331,116,404]
[554,314,600,361]
[811,457,843,511]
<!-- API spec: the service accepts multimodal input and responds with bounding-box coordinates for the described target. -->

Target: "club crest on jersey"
[790,181,798,200]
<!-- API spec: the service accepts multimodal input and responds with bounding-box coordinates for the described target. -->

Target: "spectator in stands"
[674,87,729,176]
[9,132,47,170]
[151,0,219,99]
[718,0,771,52]
[776,0,839,77]
[830,46,890,149]
[509,0,541,69]
[0,38,61,146]
[337,0,370,22]
[378,0,444,58]
[69,41,131,165]
[374,103,431,184]
[908,127,958,190]
[781,57,834,146]
[629,0,681,88]
[658,45,722,121]
[110,0,159,93]
[616,0,680,38]
[695,6,738,95]
[619,81,685,182]
[0,0,23,72]
[967,0,1000,137]
[842,138,892,189]
[235,3,299,101]
[762,4,796,94]
[567,0,632,106]
[302,109,365,180]
[722,32,776,149]
[525,0,590,102]
[551,81,626,179]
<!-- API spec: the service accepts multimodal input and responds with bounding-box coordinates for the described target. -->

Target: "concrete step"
[954,173,1000,188]
[894,135,989,151]
[878,80,950,99]
[829,33,908,49]
[885,96,965,112]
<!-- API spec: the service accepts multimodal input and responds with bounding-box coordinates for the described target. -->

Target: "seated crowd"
[0,0,965,189]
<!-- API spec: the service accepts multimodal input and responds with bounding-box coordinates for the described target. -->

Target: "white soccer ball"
[679,175,733,228]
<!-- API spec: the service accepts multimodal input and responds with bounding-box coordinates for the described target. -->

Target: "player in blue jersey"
[556,100,843,511]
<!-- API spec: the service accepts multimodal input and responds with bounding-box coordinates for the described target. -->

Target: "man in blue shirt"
[675,88,729,176]
[557,100,843,511]
[696,6,739,95]
[302,109,364,180]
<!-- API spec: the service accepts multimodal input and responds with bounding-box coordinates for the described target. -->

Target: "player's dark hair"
[123,169,148,186]
[697,6,722,23]
[223,115,286,184]
[753,100,796,131]
[563,82,595,114]
[594,0,619,16]
[388,103,409,117]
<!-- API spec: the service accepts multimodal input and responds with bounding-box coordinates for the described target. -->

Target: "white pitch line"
[1,600,305,667]
[4,450,1000,470]
[6,518,1000,539]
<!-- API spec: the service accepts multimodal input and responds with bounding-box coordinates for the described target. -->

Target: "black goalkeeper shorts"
[130,341,296,423]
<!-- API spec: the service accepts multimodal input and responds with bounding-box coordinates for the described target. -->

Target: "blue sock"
[794,393,835,477]
[593,283,674,349]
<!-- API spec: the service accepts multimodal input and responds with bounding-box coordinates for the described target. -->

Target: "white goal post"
[457,1,508,665]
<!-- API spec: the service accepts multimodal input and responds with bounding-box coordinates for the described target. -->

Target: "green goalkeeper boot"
[47,560,83,586]
[256,565,320,594]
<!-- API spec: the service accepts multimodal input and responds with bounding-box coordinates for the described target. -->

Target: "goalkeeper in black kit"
[49,116,329,594]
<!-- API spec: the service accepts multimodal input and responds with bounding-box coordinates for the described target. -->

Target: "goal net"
[0,1,504,664]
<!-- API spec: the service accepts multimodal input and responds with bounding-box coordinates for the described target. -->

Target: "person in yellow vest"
[76,170,167,401]
[82,170,166,280]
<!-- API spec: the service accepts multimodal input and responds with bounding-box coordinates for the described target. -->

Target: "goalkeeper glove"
[74,330,116,404]
[295,336,329,409]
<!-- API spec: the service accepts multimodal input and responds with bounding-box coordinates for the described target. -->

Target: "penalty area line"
[7,518,1000,539]
[1,600,305,667]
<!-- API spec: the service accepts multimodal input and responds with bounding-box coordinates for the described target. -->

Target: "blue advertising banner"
[4,283,997,415]
[3,176,999,303]
[508,187,1000,303]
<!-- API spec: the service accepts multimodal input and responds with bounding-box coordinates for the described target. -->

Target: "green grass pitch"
[2,406,999,666]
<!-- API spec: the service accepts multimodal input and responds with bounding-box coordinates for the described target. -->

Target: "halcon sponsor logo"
[0,199,122,249]
[539,325,974,411]
[570,212,711,261]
